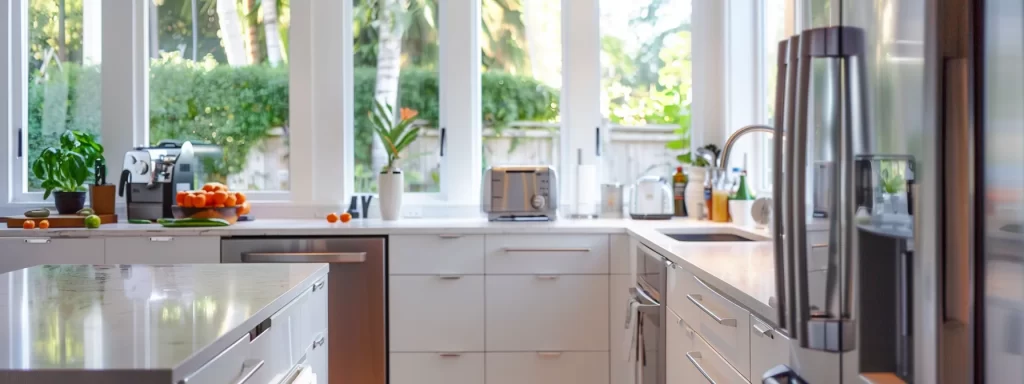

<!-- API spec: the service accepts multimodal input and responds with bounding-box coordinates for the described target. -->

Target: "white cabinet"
[0,237,104,274]
[389,235,485,274]
[271,286,315,365]
[610,234,631,274]
[610,274,635,384]
[389,275,485,352]
[677,274,751,380]
[183,334,254,384]
[749,315,790,381]
[666,309,698,384]
[689,332,749,384]
[307,331,329,383]
[487,275,609,351]
[390,353,485,384]
[485,234,609,274]
[105,236,220,264]
[486,352,609,384]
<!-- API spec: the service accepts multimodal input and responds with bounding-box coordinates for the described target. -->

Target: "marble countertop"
[0,263,328,379]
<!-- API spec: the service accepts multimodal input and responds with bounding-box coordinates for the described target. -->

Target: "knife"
[94,159,106,185]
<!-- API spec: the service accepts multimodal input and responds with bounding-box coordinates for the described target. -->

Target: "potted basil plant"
[32,131,104,214]
[368,100,421,221]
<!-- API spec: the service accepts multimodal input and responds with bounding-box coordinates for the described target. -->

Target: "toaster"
[482,166,558,221]
[629,175,674,220]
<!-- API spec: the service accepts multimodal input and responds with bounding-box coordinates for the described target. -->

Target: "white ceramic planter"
[684,166,706,219]
[378,171,404,221]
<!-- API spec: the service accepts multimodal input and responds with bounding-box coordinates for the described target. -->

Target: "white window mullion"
[2,0,21,203]
[561,0,601,212]
[289,0,314,204]
[439,0,482,208]
[101,0,140,196]
[305,0,349,203]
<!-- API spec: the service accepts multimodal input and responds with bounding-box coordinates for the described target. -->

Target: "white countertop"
[0,217,781,323]
[0,263,328,381]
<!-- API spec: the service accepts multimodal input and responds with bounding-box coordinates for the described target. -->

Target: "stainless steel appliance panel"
[482,166,558,221]
[222,237,387,384]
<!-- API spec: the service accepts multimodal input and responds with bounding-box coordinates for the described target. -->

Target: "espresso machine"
[118,141,198,221]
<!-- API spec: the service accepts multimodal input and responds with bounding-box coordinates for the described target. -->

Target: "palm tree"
[262,0,285,66]
[216,0,247,66]
[242,0,262,64]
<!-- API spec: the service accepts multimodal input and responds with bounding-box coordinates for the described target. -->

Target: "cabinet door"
[688,332,748,384]
[610,275,635,384]
[487,275,609,351]
[610,234,631,274]
[271,286,314,364]
[389,235,485,274]
[105,236,219,264]
[307,331,329,383]
[486,352,609,384]
[390,353,485,384]
[749,315,790,380]
[0,238,104,274]
[390,275,485,352]
[666,309,697,384]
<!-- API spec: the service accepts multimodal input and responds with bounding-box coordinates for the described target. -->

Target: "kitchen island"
[0,263,329,383]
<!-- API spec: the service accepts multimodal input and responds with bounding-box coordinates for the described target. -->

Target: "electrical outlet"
[403,206,423,218]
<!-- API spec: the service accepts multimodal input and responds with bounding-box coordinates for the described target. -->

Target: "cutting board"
[5,214,118,228]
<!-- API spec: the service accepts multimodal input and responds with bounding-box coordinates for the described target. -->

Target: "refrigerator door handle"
[782,34,802,339]
[771,37,793,334]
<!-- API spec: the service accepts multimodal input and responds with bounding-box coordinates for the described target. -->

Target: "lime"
[84,215,102,229]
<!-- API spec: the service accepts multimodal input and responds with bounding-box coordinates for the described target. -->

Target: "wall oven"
[630,243,668,384]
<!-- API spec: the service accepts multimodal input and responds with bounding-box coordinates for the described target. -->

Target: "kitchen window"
[756,0,793,192]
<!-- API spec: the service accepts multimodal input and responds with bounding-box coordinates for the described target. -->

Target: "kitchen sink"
[657,228,770,242]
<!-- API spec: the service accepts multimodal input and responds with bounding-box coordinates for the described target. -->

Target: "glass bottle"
[703,168,715,220]
[672,166,688,217]
[712,172,731,223]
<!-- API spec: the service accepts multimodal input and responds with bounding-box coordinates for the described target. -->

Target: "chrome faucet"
[718,124,776,169]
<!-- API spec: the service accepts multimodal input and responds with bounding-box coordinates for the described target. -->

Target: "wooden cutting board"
[5,214,118,228]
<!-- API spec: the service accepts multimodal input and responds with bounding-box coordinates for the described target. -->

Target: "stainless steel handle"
[502,247,590,253]
[439,353,461,358]
[241,252,366,263]
[791,29,814,345]
[686,294,737,327]
[314,279,326,291]
[629,287,660,315]
[781,34,802,338]
[537,352,562,358]
[753,323,775,339]
[535,275,560,280]
[438,234,462,239]
[771,38,791,333]
[685,352,718,384]
[313,335,325,349]
[438,275,463,280]
[24,238,51,244]
[232,359,265,384]
[811,243,828,249]
[149,236,174,242]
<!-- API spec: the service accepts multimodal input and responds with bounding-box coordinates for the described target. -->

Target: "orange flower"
[399,107,418,121]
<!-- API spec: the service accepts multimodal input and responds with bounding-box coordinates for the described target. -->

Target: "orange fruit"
[202,184,216,192]
[176,191,187,206]
[193,194,208,208]
[212,191,228,205]
[340,212,352,223]
[22,220,35,230]
[235,192,247,204]
[326,213,339,223]
[38,220,50,229]
[236,202,251,216]
[183,194,195,208]
[224,194,238,207]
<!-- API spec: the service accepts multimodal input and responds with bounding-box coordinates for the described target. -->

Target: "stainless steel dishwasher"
[222,236,387,384]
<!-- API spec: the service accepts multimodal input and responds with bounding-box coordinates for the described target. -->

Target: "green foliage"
[31,131,103,200]
[369,100,422,172]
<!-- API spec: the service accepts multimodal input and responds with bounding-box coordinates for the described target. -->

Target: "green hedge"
[28,60,559,187]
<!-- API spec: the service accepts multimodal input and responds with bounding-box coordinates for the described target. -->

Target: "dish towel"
[292,365,317,384]
[624,299,640,362]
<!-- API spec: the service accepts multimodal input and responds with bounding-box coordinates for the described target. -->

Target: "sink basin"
[657,227,770,242]
[664,233,755,242]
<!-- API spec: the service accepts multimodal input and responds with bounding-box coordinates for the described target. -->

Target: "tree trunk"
[216,0,247,66]
[372,0,406,173]
[242,0,261,64]
[150,0,160,58]
[263,0,283,66]
[58,0,67,62]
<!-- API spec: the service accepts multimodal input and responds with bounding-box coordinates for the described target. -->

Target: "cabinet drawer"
[271,286,314,364]
[390,353,484,384]
[106,236,220,264]
[389,235,485,274]
[485,234,609,274]
[686,333,749,384]
[486,352,609,384]
[680,274,751,380]
[0,238,104,274]
[487,275,608,351]
[182,334,253,384]
[390,275,485,352]
[749,315,790,381]
[666,265,697,325]
[666,309,698,384]
[611,234,631,274]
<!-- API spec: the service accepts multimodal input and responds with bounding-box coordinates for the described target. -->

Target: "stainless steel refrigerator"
[760,0,998,382]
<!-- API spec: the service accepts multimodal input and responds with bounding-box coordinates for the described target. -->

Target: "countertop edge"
[170,263,330,382]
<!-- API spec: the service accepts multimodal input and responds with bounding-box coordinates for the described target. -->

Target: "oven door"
[636,244,666,302]
[635,288,664,384]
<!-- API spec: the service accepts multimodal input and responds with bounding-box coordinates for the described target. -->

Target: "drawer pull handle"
[537,352,562,358]
[811,243,828,249]
[232,359,265,384]
[502,247,591,253]
[439,353,462,358]
[438,234,463,239]
[314,279,326,291]
[686,294,738,327]
[24,238,51,244]
[753,323,775,339]
[149,237,174,242]
[438,275,463,280]
[313,335,326,349]
[686,352,718,384]
[535,275,560,280]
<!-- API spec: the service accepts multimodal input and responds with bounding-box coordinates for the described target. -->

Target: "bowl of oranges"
[173,183,251,224]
